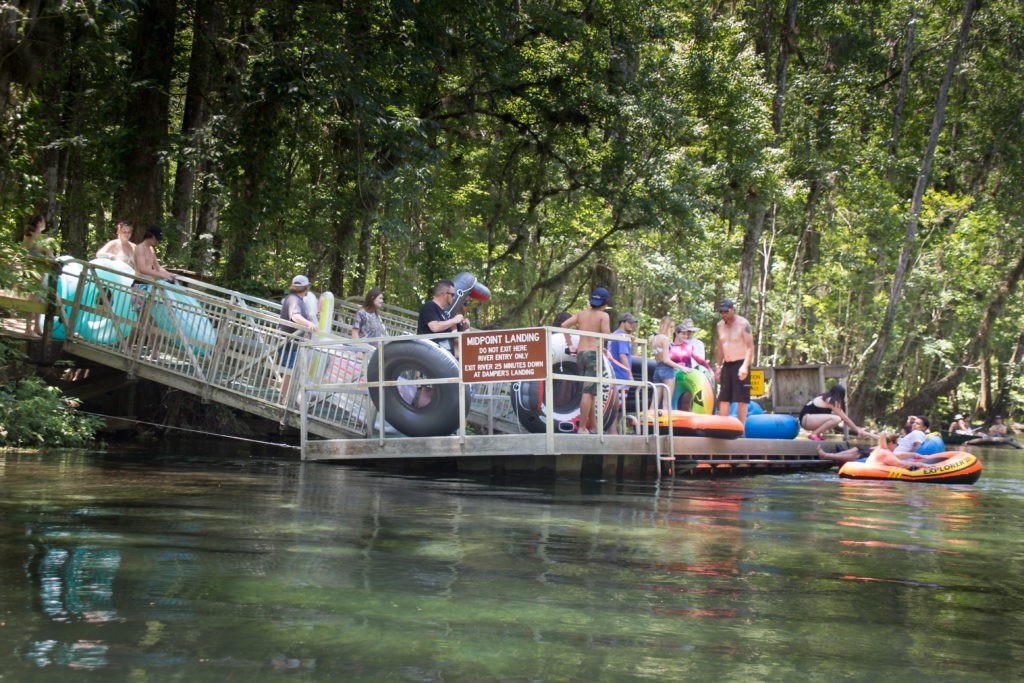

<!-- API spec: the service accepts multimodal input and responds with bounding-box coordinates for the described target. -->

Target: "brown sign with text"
[460,328,549,383]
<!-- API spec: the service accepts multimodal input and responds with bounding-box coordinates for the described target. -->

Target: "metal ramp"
[41,257,523,438]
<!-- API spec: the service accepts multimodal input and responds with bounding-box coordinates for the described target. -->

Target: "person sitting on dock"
[561,287,612,434]
[799,384,873,441]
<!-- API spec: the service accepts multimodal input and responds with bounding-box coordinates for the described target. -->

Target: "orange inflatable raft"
[838,451,982,484]
[645,410,744,439]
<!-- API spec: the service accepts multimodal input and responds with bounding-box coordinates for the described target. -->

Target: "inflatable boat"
[645,410,744,439]
[838,451,982,484]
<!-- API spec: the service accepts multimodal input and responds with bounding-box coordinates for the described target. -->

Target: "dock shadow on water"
[1,442,1022,681]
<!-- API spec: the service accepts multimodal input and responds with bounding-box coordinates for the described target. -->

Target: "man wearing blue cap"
[561,287,611,434]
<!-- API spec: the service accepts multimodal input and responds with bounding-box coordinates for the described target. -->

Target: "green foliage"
[2,0,1023,419]
[0,376,102,448]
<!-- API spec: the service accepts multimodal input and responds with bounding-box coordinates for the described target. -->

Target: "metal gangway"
[40,257,523,438]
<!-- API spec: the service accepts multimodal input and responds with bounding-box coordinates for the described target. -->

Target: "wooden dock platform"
[5,256,837,480]
[303,426,834,479]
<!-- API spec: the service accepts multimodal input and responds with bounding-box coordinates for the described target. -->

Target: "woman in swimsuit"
[798,384,872,441]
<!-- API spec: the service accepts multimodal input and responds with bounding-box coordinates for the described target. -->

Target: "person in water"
[714,299,754,424]
[561,287,612,434]
[799,384,873,441]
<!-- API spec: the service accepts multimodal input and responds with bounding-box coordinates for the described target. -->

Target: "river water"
[1,441,1022,681]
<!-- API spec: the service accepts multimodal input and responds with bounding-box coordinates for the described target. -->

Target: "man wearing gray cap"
[714,298,754,424]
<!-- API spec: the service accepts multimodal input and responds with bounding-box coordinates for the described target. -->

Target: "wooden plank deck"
[303,432,834,478]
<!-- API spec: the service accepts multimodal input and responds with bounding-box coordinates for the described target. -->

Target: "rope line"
[82,411,302,450]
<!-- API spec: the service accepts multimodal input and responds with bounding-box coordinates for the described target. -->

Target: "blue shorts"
[279,343,298,369]
[653,363,676,383]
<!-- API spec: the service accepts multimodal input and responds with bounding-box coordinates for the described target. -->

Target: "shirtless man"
[129,226,175,353]
[714,298,754,424]
[135,226,176,283]
[562,287,612,434]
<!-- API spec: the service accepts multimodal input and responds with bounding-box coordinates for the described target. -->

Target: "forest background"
[1,0,1022,426]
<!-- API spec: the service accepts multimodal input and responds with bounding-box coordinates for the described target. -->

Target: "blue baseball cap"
[589,287,610,306]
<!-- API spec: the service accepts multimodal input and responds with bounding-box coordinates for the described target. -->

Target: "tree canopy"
[3,0,1022,424]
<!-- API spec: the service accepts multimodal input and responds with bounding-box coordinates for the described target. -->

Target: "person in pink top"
[668,319,713,373]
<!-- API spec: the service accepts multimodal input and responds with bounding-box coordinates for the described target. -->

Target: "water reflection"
[0,446,1022,679]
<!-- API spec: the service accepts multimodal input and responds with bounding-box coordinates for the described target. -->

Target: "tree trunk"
[851,0,977,419]
[737,196,766,315]
[993,325,1024,419]
[740,0,796,324]
[190,158,220,276]
[887,9,916,184]
[169,0,223,260]
[888,239,1024,422]
[114,0,177,233]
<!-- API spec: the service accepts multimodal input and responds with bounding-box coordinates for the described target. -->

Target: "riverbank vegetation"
[1,0,1021,425]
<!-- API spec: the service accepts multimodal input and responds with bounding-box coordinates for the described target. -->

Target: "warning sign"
[460,327,549,383]
[750,369,765,397]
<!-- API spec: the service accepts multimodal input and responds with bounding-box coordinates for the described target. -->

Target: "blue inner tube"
[366,339,469,437]
[743,414,799,439]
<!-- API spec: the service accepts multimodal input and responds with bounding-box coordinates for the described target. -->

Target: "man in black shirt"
[417,279,467,353]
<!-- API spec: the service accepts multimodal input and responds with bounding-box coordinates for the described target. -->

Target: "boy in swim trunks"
[561,287,612,434]
[714,298,754,424]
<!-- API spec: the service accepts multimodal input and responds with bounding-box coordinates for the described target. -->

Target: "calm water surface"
[1,442,1022,681]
